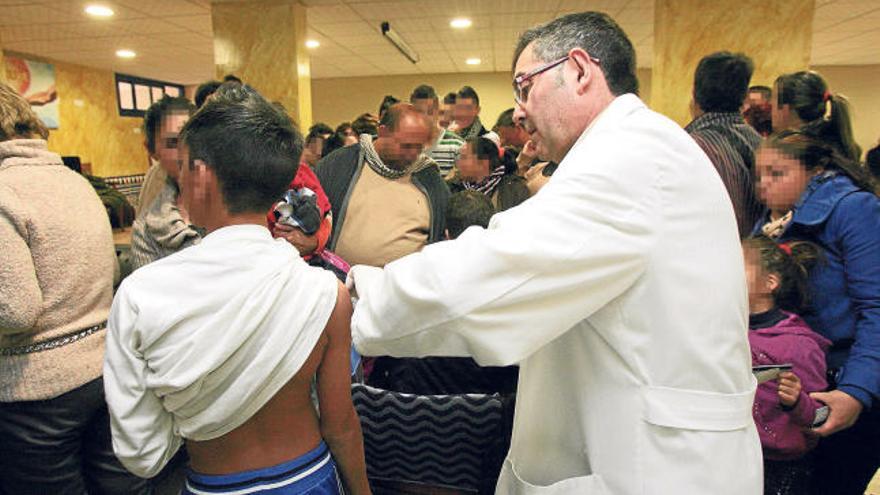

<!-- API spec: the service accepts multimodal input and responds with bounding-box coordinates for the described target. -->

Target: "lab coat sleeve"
[351,139,657,367]
[103,286,182,478]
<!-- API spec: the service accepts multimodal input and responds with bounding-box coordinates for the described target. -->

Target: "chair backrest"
[351,383,510,493]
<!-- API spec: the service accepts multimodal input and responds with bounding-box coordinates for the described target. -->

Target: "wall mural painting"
[5,55,60,129]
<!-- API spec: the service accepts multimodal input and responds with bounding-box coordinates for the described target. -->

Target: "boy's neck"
[202,212,270,235]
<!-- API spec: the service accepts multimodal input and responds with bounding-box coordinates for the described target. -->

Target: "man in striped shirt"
[686,51,764,238]
[410,84,464,178]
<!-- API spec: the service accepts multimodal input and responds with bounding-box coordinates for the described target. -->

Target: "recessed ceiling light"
[306,39,320,49]
[85,4,114,17]
[450,18,472,29]
[116,49,136,59]
[466,58,481,65]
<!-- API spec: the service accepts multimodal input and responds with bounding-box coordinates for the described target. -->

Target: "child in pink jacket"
[744,236,831,495]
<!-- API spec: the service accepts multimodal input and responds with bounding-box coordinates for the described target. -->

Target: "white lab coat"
[350,94,762,494]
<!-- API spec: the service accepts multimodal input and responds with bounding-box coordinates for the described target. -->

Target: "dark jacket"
[315,144,450,250]
[448,174,530,212]
[752,172,880,408]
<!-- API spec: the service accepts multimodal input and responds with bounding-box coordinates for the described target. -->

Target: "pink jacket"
[749,311,831,460]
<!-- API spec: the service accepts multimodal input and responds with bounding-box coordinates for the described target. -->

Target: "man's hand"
[810,389,863,437]
[777,371,802,407]
[272,223,318,256]
[516,140,539,175]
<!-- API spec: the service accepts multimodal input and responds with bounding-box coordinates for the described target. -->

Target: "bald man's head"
[376,103,433,170]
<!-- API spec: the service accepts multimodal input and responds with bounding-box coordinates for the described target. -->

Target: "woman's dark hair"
[866,145,880,182]
[323,133,343,157]
[743,236,821,313]
[194,80,222,108]
[351,114,378,137]
[764,130,877,194]
[775,71,860,161]
[379,95,400,118]
[467,136,501,172]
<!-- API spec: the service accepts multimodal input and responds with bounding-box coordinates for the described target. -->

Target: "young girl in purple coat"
[744,236,831,495]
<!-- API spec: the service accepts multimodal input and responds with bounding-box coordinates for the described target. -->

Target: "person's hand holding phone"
[777,371,801,407]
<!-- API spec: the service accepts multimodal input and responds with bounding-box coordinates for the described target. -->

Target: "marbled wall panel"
[46,60,146,177]
[652,0,814,126]
[212,0,312,128]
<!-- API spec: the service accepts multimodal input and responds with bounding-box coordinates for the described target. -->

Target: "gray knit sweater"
[0,139,116,401]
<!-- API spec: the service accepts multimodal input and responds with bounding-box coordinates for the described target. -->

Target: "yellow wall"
[311,69,652,131]
[46,59,147,177]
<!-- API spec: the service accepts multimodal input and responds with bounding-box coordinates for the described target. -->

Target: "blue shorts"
[181,441,341,494]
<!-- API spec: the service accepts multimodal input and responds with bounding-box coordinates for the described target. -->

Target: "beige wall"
[814,65,880,158]
[311,68,652,131]
[314,65,879,157]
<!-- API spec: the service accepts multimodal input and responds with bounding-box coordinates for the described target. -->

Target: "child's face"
[744,246,777,310]
[755,146,813,213]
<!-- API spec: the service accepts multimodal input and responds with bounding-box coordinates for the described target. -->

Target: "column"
[211,0,312,128]
[651,0,814,125]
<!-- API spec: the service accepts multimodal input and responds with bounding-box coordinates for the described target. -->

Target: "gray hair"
[513,12,639,97]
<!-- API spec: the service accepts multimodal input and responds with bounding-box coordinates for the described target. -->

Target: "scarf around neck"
[463,164,506,195]
[458,116,485,141]
[360,133,432,179]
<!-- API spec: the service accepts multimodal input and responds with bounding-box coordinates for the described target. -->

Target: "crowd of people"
[1,9,879,495]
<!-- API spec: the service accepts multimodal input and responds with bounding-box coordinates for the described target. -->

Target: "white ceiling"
[0,0,878,84]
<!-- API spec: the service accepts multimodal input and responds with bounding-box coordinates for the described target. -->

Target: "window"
[115,73,185,117]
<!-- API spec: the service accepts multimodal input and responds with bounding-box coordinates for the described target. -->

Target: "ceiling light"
[85,4,114,17]
[306,40,320,49]
[450,18,472,29]
[116,49,136,59]
[466,58,481,65]
[381,22,420,64]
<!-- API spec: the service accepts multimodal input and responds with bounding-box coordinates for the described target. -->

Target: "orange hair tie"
[779,243,793,256]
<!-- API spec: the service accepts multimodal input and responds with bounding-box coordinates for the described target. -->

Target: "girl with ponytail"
[772,71,861,162]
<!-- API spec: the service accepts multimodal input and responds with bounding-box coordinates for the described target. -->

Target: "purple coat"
[749,311,831,460]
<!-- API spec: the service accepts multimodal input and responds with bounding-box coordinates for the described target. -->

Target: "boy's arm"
[316,282,370,495]
[103,289,182,478]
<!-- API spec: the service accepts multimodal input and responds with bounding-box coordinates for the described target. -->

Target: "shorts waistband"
[185,441,332,494]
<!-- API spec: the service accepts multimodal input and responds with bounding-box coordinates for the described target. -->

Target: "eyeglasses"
[512,54,600,104]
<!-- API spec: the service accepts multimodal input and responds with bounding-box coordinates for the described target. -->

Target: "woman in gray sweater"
[0,82,149,494]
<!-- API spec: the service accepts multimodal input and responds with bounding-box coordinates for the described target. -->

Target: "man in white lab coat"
[348,12,762,494]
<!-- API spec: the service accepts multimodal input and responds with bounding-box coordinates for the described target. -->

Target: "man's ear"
[568,48,594,96]
[377,124,391,138]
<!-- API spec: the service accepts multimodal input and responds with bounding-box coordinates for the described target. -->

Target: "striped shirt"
[686,112,764,238]
[426,128,464,178]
